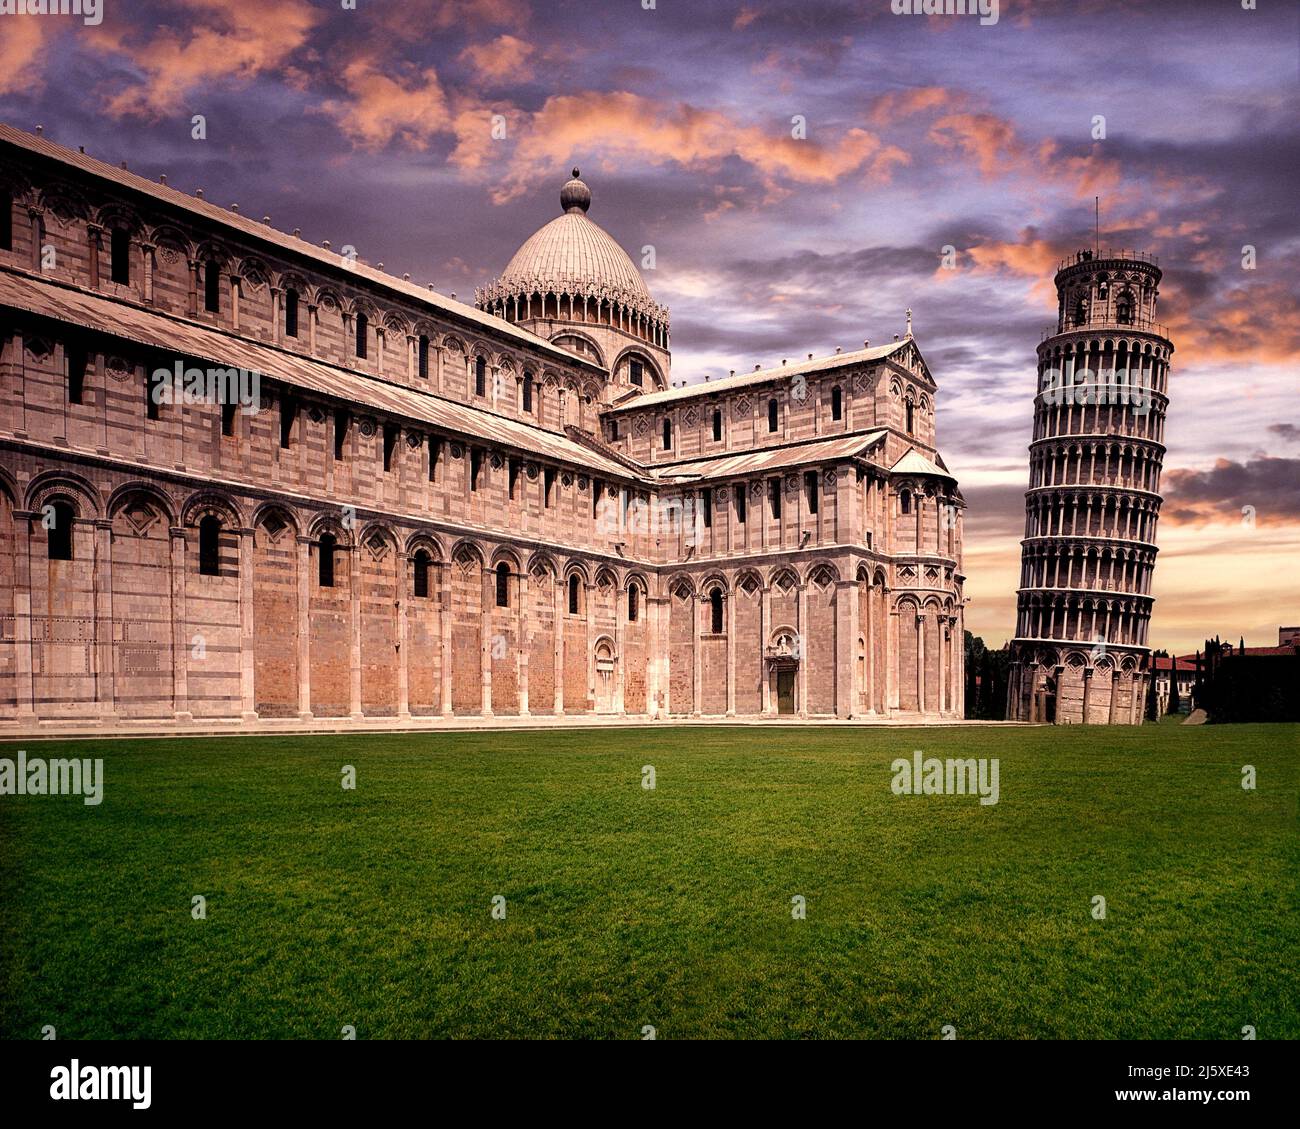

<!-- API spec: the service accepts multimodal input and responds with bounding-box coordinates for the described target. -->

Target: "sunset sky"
[2,0,1296,654]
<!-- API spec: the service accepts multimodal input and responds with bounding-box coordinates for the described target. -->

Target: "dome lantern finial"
[560,167,591,215]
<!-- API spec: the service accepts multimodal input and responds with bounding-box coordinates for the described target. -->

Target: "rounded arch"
[25,469,102,519]
[192,237,231,268]
[804,560,840,586]
[594,564,619,590]
[106,481,178,525]
[178,488,242,529]
[611,345,666,390]
[551,330,606,366]
[449,538,486,569]
[734,567,763,594]
[0,464,17,508]
[666,572,696,597]
[93,201,144,235]
[527,550,558,579]
[307,510,354,547]
[148,223,193,259]
[404,530,444,560]
[251,501,300,538]
[441,333,468,357]
[275,269,312,297]
[490,545,523,571]
[563,558,591,585]
[700,572,730,596]
[768,566,799,592]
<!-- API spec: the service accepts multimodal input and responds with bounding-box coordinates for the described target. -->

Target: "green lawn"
[1,723,1296,1039]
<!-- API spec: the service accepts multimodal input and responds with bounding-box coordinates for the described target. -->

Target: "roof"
[890,448,956,480]
[0,122,602,374]
[606,340,910,412]
[0,268,641,483]
[499,213,651,303]
[652,431,887,482]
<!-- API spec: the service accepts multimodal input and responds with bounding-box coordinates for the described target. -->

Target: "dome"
[491,169,654,306]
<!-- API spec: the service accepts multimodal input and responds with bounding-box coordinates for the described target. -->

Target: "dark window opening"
[470,448,482,491]
[628,585,639,622]
[768,398,778,433]
[280,395,296,448]
[0,191,11,251]
[906,400,915,434]
[805,471,819,515]
[592,478,603,518]
[318,533,336,587]
[47,501,74,560]
[523,373,533,412]
[509,459,520,499]
[355,312,368,359]
[146,369,161,421]
[1116,295,1133,325]
[475,355,486,396]
[735,484,747,524]
[710,588,723,634]
[702,488,712,528]
[630,360,644,387]
[334,408,349,460]
[67,344,86,404]
[204,260,220,312]
[284,288,299,337]
[417,335,430,378]
[900,490,912,515]
[495,562,510,608]
[568,574,580,615]
[198,515,221,576]
[383,424,398,472]
[544,467,556,507]
[413,550,430,598]
[769,478,782,519]
[222,402,237,436]
[712,408,722,442]
[831,385,842,421]
[662,418,672,450]
[610,419,618,441]
[110,227,131,285]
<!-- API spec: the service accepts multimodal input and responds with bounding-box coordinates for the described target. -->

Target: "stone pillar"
[796,581,808,717]
[839,577,857,718]
[480,566,493,718]
[186,258,199,316]
[916,611,926,715]
[270,287,282,345]
[229,273,241,332]
[140,242,155,303]
[11,512,37,723]
[397,552,411,720]
[585,580,596,712]
[168,526,192,722]
[349,545,363,719]
[553,575,564,715]
[691,585,702,716]
[440,562,453,717]
[86,222,102,287]
[239,527,257,721]
[297,535,312,719]
[308,303,319,355]
[92,518,115,721]
[1081,666,1092,725]
[760,584,772,715]
[518,567,530,717]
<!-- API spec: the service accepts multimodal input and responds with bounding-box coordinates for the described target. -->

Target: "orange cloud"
[459,34,535,82]
[733,6,760,29]
[490,91,906,203]
[869,86,950,126]
[320,58,451,150]
[0,17,57,96]
[93,0,318,120]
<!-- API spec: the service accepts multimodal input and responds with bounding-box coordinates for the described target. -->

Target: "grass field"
[1,722,1296,1040]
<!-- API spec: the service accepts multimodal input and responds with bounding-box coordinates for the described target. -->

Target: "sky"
[1,0,1297,655]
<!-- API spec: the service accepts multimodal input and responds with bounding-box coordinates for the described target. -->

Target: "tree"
[1167,658,1181,714]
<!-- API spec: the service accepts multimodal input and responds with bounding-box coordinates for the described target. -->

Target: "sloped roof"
[499,212,651,302]
[0,123,602,374]
[653,431,887,482]
[0,269,640,482]
[890,448,956,480]
[606,340,911,412]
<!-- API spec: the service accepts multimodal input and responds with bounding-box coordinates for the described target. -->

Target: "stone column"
[916,611,926,715]
[86,221,102,287]
[760,584,772,715]
[397,552,411,720]
[239,527,257,721]
[480,566,493,718]
[91,518,116,721]
[140,242,155,303]
[440,562,453,717]
[349,545,363,719]
[186,258,199,316]
[169,526,192,722]
[838,577,856,718]
[518,567,530,717]
[270,287,282,345]
[585,580,596,712]
[229,273,241,332]
[297,535,313,719]
[691,586,702,716]
[725,588,735,716]
[796,581,808,717]
[11,512,36,723]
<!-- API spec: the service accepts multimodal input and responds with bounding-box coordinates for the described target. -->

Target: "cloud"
[0,16,57,96]
[459,34,535,83]
[1163,457,1300,527]
[94,0,318,120]
[1268,423,1300,445]
[319,58,450,150]
[869,86,950,126]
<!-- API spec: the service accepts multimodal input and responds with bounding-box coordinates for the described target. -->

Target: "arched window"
[1116,293,1133,325]
[710,587,723,634]
[204,259,221,312]
[906,400,915,434]
[284,288,299,338]
[318,533,336,588]
[417,335,430,378]
[662,418,672,450]
[355,312,368,358]
[496,562,510,608]
[413,550,430,599]
[47,500,74,560]
[1073,295,1088,326]
[523,373,533,413]
[198,515,221,576]
[768,398,779,433]
[475,355,486,396]
[712,408,722,442]
[900,489,912,515]
[630,359,644,387]
[110,226,131,285]
[628,585,639,623]
[568,574,581,615]
[831,385,843,421]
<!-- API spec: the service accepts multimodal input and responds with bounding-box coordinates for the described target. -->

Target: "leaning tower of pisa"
[1007,249,1173,724]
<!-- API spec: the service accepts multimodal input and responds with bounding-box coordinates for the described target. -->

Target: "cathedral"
[0,124,966,729]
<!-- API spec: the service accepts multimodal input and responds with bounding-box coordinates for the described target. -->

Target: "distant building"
[1151,655,1194,714]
